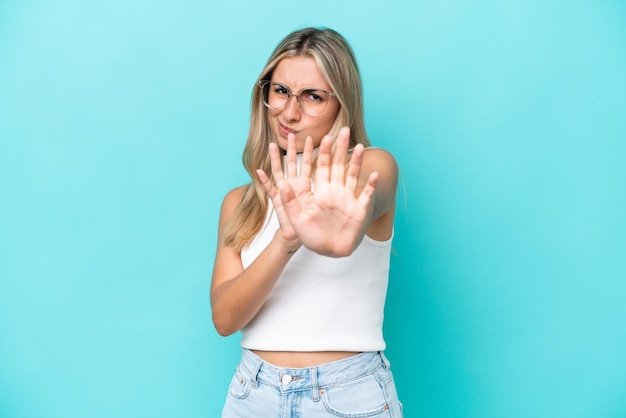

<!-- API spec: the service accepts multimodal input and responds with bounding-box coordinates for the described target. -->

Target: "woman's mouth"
[278,123,297,137]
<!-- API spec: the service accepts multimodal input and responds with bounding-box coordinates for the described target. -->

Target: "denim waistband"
[237,349,390,400]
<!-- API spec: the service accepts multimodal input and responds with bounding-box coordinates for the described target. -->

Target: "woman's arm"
[211,128,398,335]
[210,186,300,336]
[359,146,398,242]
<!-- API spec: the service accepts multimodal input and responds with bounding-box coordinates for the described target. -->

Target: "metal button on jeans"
[281,374,293,385]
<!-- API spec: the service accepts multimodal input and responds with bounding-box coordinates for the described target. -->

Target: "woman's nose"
[282,94,301,121]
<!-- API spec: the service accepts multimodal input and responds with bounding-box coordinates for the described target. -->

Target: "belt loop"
[310,367,320,402]
[250,357,263,388]
[379,351,391,371]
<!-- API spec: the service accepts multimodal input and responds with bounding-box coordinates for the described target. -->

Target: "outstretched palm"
[273,128,378,257]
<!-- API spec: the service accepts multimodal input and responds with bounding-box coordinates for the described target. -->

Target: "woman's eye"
[305,91,324,102]
[273,85,289,95]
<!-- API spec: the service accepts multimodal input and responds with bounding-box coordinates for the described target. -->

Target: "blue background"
[1,0,625,417]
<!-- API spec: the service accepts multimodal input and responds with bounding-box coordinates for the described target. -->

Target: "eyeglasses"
[258,80,336,116]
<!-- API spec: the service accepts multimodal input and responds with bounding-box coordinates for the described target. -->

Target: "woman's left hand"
[271,127,379,257]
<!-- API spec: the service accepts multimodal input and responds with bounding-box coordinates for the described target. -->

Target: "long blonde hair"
[223,27,370,250]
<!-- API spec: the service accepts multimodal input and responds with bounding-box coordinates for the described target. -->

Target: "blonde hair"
[223,27,370,250]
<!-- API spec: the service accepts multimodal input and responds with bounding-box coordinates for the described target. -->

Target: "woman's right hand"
[256,133,313,253]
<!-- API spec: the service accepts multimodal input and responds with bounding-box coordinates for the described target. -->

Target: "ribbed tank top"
[240,202,392,351]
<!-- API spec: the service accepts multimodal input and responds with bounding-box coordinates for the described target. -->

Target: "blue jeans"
[222,349,403,417]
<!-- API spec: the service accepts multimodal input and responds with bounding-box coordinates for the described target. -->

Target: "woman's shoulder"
[224,183,249,198]
[363,146,396,160]
[362,146,398,174]
[220,184,250,213]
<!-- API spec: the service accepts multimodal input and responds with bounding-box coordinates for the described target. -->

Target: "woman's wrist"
[274,231,302,255]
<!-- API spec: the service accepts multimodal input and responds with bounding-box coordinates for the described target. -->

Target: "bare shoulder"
[362,147,398,182]
[363,146,396,160]
[363,146,397,166]
[221,185,248,213]
[217,184,249,230]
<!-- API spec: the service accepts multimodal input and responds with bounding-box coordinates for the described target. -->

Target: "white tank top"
[240,202,392,351]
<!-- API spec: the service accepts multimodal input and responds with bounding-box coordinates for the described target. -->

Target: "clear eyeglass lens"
[261,82,330,116]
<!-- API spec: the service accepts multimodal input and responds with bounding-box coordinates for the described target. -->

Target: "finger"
[269,142,285,182]
[260,170,297,233]
[256,169,278,200]
[299,136,313,179]
[330,127,350,184]
[357,171,379,208]
[276,176,302,224]
[315,135,332,184]
[287,133,297,179]
[345,143,364,193]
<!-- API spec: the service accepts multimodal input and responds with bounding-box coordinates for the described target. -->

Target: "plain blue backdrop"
[1,0,625,417]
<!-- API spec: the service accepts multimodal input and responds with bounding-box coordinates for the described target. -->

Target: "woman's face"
[267,56,340,151]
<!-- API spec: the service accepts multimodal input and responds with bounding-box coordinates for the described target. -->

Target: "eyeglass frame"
[258,80,337,116]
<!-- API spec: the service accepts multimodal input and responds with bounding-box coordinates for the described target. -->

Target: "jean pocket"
[227,367,252,400]
[320,373,391,417]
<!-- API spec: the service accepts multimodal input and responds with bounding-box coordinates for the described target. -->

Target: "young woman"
[211,27,402,417]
